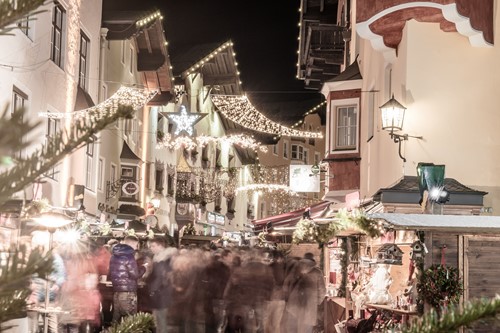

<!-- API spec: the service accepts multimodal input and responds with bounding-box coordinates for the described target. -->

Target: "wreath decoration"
[418,264,463,309]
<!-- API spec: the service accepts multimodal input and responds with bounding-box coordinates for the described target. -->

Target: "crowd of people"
[26,233,327,333]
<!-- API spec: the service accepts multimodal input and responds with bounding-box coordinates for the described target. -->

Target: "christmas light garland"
[38,87,157,119]
[211,95,323,138]
[235,183,297,196]
[156,133,268,152]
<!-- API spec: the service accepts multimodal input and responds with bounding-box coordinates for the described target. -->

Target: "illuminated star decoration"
[165,105,207,136]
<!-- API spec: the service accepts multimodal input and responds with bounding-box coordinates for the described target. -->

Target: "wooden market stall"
[325,213,500,333]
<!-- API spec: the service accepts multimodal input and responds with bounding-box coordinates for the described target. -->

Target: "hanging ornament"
[163,105,207,136]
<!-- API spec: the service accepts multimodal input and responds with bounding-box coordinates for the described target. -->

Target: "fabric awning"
[252,200,331,233]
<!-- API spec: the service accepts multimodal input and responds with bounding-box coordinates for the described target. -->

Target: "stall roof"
[370,213,500,233]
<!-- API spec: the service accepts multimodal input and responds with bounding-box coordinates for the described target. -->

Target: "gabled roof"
[170,41,242,95]
[102,9,175,104]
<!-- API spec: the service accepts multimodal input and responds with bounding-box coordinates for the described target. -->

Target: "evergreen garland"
[337,237,348,298]
[102,312,154,333]
[292,209,382,245]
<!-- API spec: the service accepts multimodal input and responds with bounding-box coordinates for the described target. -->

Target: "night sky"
[117,0,325,120]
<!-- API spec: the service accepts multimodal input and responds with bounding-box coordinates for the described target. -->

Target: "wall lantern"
[380,94,422,162]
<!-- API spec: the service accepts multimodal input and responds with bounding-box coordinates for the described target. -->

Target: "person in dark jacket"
[109,235,146,322]
[146,236,177,333]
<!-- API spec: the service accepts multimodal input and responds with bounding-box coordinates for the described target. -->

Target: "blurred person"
[202,249,231,333]
[58,242,101,333]
[265,250,287,333]
[168,248,207,333]
[108,235,146,322]
[224,248,274,333]
[284,256,326,333]
[146,236,177,333]
[28,233,66,333]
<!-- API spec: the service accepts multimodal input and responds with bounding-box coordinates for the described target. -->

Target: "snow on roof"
[369,213,500,233]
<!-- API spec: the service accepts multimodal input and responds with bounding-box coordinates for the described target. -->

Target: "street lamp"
[31,212,73,333]
[380,94,422,162]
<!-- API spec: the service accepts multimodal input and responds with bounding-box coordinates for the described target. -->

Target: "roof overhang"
[370,213,500,233]
[356,0,493,62]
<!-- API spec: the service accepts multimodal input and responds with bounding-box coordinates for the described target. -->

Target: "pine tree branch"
[0,0,47,34]
[399,296,500,333]
[0,246,54,325]
[102,312,154,333]
[0,105,134,206]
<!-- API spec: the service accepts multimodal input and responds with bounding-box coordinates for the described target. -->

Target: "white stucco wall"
[354,3,500,213]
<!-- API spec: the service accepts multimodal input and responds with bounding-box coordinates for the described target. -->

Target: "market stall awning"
[252,200,331,233]
[369,213,500,233]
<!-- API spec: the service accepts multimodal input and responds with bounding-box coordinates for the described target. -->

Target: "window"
[12,87,27,115]
[283,141,289,159]
[291,144,303,160]
[145,162,151,190]
[314,152,320,166]
[129,45,134,73]
[272,144,278,155]
[45,116,60,180]
[97,158,104,191]
[308,125,315,146]
[303,148,309,164]
[18,15,34,39]
[121,41,125,64]
[155,167,164,192]
[335,105,357,149]
[50,3,65,68]
[85,140,95,190]
[12,88,28,158]
[78,31,89,90]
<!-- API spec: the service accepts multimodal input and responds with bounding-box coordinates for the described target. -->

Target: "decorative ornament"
[376,243,404,265]
[163,105,207,136]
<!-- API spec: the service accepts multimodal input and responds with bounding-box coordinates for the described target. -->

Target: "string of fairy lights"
[211,95,323,138]
[38,86,158,119]
[156,133,268,152]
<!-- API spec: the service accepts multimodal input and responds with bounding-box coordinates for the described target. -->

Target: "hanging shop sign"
[207,211,225,226]
[122,182,140,196]
[289,165,320,193]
